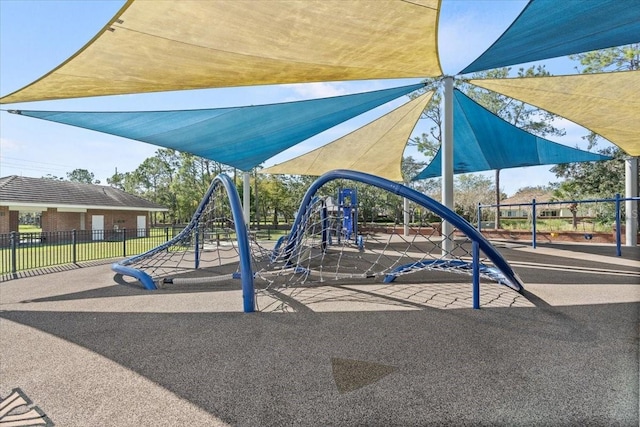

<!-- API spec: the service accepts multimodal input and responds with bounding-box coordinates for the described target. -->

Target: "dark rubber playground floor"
[1,241,638,426]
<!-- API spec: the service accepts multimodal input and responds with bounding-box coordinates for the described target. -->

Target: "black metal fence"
[0,225,290,278]
[477,195,640,256]
[0,227,179,277]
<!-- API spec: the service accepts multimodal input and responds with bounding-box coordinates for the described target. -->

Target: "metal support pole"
[194,226,200,269]
[495,169,501,229]
[243,171,251,224]
[625,157,638,247]
[472,241,480,309]
[403,197,410,237]
[442,76,454,257]
[615,193,622,257]
[532,198,537,249]
[477,203,482,232]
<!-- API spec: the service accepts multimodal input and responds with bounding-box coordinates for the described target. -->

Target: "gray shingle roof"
[502,189,553,205]
[0,175,166,210]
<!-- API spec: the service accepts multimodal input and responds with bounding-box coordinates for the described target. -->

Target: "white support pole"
[403,197,410,237]
[625,157,638,246]
[442,76,454,256]
[243,171,251,225]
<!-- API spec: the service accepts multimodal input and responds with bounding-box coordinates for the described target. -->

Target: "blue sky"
[0,0,597,196]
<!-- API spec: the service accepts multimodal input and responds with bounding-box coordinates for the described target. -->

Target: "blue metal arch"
[112,173,255,312]
[285,169,524,292]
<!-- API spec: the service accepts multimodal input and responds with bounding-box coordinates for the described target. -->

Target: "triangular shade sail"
[0,0,441,104]
[461,0,640,74]
[10,84,425,172]
[260,91,434,181]
[469,71,640,156]
[413,89,612,180]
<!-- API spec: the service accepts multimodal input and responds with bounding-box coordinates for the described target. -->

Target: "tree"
[66,168,99,184]
[42,174,64,181]
[569,44,639,73]
[106,169,126,189]
[551,146,625,199]
[406,77,443,164]
[453,174,496,222]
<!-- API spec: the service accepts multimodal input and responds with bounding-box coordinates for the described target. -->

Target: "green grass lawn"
[498,218,613,233]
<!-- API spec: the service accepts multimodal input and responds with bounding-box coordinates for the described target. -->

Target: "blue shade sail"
[412,90,612,180]
[460,0,640,74]
[10,83,424,171]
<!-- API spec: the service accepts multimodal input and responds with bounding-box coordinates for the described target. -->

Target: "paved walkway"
[1,243,638,426]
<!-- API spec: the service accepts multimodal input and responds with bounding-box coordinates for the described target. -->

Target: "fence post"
[194,227,200,269]
[615,193,621,257]
[10,231,17,274]
[532,198,537,249]
[165,227,169,242]
[477,203,482,231]
[472,240,480,309]
[72,229,77,264]
[122,228,127,257]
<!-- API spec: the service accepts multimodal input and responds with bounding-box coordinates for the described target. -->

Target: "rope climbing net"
[113,171,523,312]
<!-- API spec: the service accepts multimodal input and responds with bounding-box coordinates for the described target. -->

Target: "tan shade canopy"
[260,91,434,181]
[0,0,441,104]
[469,70,640,156]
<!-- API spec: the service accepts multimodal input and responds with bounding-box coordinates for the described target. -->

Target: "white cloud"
[0,136,20,151]
[281,82,350,100]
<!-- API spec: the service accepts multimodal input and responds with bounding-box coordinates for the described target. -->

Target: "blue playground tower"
[338,187,359,243]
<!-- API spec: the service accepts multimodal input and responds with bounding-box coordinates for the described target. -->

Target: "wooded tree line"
[53,45,637,226]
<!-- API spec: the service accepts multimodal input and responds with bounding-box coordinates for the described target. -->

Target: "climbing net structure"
[113,171,524,313]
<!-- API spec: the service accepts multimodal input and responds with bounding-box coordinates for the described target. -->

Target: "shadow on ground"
[1,301,637,426]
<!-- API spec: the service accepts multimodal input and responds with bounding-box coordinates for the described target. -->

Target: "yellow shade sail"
[0,0,441,104]
[469,70,640,156]
[260,90,434,181]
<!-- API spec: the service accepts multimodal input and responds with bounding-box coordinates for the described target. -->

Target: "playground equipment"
[338,188,357,241]
[323,188,364,249]
[112,173,254,312]
[113,170,524,313]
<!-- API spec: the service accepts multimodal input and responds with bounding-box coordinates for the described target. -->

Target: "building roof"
[501,188,554,205]
[0,175,167,211]
[500,189,576,211]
